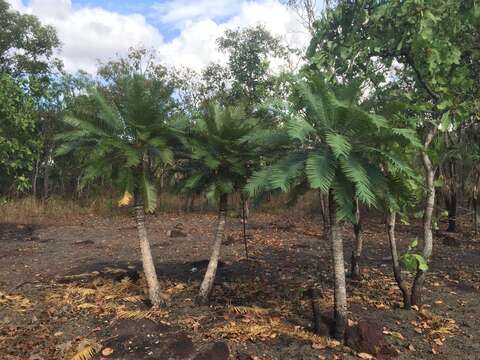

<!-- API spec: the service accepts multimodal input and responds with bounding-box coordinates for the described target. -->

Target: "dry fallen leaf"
[102,347,114,356]
[357,352,374,359]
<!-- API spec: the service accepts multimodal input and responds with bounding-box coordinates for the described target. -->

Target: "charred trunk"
[329,189,347,341]
[350,199,363,280]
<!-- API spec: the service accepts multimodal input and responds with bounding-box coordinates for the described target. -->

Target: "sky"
[7,0,322,74]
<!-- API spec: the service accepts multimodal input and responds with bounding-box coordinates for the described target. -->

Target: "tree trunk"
[445,192,457,232]
[386,212,411,309]
[473,179,479,235]
[350,199,363,280]
[32,154,40,198]
[411,139,435,306]
[197,193,228,304]
[329,189,347,341]
[134,193,166,307]
[319,191,329,239]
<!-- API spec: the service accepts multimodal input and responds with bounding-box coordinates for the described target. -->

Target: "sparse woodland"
[1,1,479,359]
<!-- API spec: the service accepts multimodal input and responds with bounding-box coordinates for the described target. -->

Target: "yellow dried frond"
[122,295,146,303]
[118,191,133,207]
[68,344,101,360]
[228,306,269,316]
[210,319,338,349]
[116,308,167,320]
[65,286,96,297]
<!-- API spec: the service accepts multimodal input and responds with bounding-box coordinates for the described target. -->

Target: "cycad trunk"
[197,193,228,304]
[386,211,411,309]
[134,193,165,307]
[350,199,362,280]
[411,145,435,306]
[329,190,347,341]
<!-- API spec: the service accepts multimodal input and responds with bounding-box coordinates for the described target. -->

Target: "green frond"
[305,149,335,193]
[286,115,316,142]
[269,153,307,192]
[339,156,377,207]
[326,132,351,159]
[391,128,422,148]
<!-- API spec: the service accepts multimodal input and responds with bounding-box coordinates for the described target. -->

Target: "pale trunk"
[197,193,228,304]
[329,190,347,341]
[411,132,435,306]
[386,212,411,309]
[350,199,363,279]
[134,193,165,307]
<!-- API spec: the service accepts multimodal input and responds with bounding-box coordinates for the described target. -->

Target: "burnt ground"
[0,209,479,359]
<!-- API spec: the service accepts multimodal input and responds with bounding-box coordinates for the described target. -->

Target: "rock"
[346,318,394,358]
[194,342,230,360]
[168,224,187,237]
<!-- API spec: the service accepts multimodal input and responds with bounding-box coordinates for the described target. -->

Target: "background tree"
[308,0,480,306]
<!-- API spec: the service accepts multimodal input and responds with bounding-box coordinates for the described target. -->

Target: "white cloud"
[158,0,310,71]
[7,0,312,73]
[152,0,241,27]
[8,0,164,73]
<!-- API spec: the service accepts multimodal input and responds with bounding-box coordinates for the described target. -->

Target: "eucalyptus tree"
[56,74,183,307]
[247,70,410,340]
[177,104,260,304]
[307,0,480,306]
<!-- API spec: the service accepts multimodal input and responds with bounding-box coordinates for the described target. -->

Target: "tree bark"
[386,211,411,309]
[445,192,457,232]
[411,130,436,306]
[350,199,363,280]
[329,189,347,341]
[197,193,228,304]
[134,192,166,307]
[473,178,479,235]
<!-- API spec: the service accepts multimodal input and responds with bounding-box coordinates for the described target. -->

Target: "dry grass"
[0,190,320,225]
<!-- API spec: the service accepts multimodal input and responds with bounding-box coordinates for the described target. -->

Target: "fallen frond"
[68,343,101,360]
[228,305,269,316]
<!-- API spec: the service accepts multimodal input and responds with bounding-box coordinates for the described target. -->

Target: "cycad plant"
[247,70,411,340]
[178,104,259,304]
[56,74,182,307]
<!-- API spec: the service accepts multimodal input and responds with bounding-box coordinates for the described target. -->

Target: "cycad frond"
[305,149,336,193]
[326,132,351,159]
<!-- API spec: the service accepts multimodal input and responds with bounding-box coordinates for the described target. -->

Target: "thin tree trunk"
[411,129,436,306]
[242,197,249,259]
[350,199,363,280]
[197,193,228,304]
[134,193,166,307]
[445,192,457,232]
[386,211,411,309]
[319,191,329,239]
[329,189,347,341]
[473,175,479,236]
[32,154,40,198]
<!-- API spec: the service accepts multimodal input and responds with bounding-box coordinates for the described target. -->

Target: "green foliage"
[401,239,429,273]
[247,70,415,223]
[177,104,260,202]
[56,74,182,212]
[0,0,60,76]
[0,74,39,195]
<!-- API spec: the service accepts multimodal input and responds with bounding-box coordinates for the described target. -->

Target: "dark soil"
[0,210,479,359]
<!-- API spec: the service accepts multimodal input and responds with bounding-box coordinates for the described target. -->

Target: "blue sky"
[8,0,312,72]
